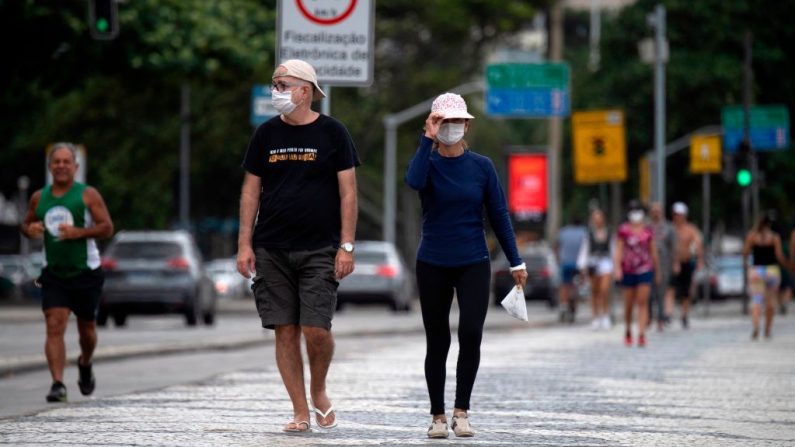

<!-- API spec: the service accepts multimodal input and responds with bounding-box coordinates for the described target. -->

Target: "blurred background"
[0,0,793,300]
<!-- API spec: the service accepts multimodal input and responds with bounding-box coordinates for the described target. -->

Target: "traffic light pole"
[742,31,755,232]
[652,4,666,208]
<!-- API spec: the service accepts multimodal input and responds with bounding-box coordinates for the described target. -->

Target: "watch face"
[341,243,354,252]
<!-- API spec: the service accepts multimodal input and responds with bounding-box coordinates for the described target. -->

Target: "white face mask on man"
[436,122,466,145]
[628,210,645,223]
[271,90,299,115]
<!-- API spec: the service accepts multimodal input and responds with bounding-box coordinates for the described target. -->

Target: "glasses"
[271,81,302,93]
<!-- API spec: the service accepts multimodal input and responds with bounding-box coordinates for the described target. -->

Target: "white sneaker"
[601,315,612,330]
[591,319,601,331]
[427,419,449,438]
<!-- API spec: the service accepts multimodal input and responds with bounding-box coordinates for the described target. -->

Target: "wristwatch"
[340,242,355,253]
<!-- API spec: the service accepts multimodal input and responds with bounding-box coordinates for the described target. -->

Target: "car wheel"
[391,299,411,313]
[202,310,215,325]
[96,308,108,327]
[113,313,127,327]
[184,294,198,326]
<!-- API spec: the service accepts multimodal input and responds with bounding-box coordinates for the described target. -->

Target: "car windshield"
[356,251,388,264]
[109,242,183,259]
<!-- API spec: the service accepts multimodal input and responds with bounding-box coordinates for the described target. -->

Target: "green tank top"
[35,182,101,278]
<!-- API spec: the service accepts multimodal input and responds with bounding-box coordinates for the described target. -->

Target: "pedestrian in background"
[579,208,613,330]
[237,59,360,432]
[741,212,790,340]
[649,202,677,331]
[20,142,114,402]
[776,216,794,315]
[405,92,527,439]
[613,200,659,347]
[556,215,588,323]
[671,202,704,329]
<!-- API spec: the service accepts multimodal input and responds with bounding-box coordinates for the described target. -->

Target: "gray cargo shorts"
[252,246,339,330]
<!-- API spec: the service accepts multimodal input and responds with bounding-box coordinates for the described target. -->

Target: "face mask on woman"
[272,90,298,115]
[628,210,645,223]
[437,122,466,145]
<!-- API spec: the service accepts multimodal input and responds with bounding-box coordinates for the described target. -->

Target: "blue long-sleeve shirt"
[404,135,522,268]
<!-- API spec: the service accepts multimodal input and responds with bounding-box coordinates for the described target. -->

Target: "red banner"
[508,153,547,216]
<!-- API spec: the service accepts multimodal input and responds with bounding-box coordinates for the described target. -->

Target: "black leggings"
[416,259,491,415]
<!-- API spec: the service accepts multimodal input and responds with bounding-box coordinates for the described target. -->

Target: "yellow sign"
[689,134,721,174]
[572,109,627,184]
[639,153,650,204]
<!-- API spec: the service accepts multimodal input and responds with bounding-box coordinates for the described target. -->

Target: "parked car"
[695,255,746,300]
[98,230,217,327]
[492,243,560,307]
[336,240,414,312]
[0,254,41,300]
[206,258,253,299]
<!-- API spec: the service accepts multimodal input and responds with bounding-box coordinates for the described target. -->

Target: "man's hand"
[335,250,354,280]
[58,224,82,240]
[25,221,45,239]
[236,245,256,279]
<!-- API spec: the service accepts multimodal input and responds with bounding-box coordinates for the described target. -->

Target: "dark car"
[99,231,217,327]
[492,244,560,307]
[336,240,414,312]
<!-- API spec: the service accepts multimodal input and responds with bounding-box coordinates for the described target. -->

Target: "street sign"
[485,63,570,117]
[572,110,627,184]
[507,153,547,222]
[721,105,790,152]
[276,0,374,86]
[251,85,276,126]
[689,134,722,174]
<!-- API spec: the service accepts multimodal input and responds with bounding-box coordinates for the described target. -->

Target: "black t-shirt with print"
[242,114,360,250]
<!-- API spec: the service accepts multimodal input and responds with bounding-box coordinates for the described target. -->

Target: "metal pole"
[17,176,30,256]
[653,4,666,207]
[179,82,190,230]
[383,123,397,244]
[702,173,711,316]
[742,32,759,222]
[321,84,331,116]
[546,0,564,242]
[588,0,601,71]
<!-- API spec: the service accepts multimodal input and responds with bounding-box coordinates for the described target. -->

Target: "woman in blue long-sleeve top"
[405,93,527,439]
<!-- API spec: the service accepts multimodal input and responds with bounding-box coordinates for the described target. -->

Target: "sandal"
[313,405,338,429]
[283,420,311,433]
[451,413,474,437]
[427,418,449,438]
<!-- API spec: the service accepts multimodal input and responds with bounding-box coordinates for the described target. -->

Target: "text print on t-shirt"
[268,147,318,163]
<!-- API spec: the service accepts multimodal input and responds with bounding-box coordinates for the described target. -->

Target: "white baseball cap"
[672,202,688,215]
[273,59,326,101]
[431,93,475,120]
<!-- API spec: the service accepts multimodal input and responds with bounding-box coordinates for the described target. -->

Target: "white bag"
[500,285,528,321]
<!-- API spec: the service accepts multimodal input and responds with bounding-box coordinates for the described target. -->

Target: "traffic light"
[89,0,119,40]
[733,140,752,187]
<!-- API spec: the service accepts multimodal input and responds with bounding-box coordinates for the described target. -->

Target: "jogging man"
[556,215,588,323]
[21,142,114,402]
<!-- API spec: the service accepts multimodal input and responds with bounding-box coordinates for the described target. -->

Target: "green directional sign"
[721,105,790,152]
[486,63,569,88]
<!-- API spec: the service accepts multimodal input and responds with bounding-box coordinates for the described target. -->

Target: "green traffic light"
[736,169,752,187]
[96,17,109,33]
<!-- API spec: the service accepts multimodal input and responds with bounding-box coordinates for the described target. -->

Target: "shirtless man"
[671,202,704,328]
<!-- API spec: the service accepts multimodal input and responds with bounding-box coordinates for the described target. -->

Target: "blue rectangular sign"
[251,85,276,126]
[723,128,789,153]
[486,87,570,118]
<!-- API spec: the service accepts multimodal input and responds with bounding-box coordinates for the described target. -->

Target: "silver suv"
[99,230,217,326]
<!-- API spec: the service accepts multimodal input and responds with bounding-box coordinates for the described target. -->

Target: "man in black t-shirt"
[237,59,360,432]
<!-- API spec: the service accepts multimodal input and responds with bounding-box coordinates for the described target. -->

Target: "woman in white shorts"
[579,209,614,330]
